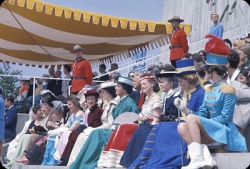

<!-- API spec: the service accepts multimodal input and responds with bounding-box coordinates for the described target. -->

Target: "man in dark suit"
[46,68,56,92]
[4,96,17,143]
[26,78,38,98]
[53,70,63,96]
[129,71,146,110]
[99,64,110,82]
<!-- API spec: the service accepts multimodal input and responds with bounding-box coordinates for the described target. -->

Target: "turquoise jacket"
[198,82,247,151]
[112,95,139,120]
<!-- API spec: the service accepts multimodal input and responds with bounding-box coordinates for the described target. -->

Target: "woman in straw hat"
[70,76,139,169]
[65,81,118,166]
[177,35,247,169]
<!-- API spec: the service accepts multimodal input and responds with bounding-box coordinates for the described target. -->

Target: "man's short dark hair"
[6,96,14,104]
[63,65,72,73]
[32,105,41,114]
[99,64,106,70]
[111,63,118,68]
[192,53,203,63]
[227,50,240,69]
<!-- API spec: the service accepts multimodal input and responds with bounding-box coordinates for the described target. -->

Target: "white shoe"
[202,144,218,169]
[181,142,205,169]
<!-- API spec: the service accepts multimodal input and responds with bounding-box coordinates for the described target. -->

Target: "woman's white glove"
[174,98,191,115]
[48,127,68,136]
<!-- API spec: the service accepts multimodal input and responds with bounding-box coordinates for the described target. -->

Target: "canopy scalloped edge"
[0,0,192,69]
[6,0,191,34]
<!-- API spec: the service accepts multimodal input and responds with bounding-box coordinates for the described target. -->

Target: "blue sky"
[11,0,164,77]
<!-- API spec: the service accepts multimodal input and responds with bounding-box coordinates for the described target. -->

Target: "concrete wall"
[16,113,30,134]
[12,153,250,169]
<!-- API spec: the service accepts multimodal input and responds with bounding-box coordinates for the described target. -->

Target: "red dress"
[71,58,93,93]
[170,28,189,61]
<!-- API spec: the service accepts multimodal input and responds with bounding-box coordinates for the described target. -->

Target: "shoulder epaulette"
[204,84,213,93]
[220,83,236,94]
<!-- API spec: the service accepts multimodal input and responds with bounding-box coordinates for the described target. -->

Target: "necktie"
[138,92,145,109]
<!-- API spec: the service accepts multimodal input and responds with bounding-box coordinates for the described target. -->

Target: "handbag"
[35,136,47,146]
[34,125,48,135]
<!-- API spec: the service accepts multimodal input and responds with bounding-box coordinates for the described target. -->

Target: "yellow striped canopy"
[0,0,191,68]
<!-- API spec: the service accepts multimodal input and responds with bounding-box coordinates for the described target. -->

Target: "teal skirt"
[70,128,113,169]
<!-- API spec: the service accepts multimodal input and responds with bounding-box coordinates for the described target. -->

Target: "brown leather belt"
[72,76,86,80]
[169,44,182,50]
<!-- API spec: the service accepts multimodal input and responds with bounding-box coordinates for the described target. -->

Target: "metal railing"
[0,74,103,106]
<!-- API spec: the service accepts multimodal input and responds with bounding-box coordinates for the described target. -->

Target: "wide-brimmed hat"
[99,81,116,90]
[157,71,178,78]
[205,34,230,66]
[168,16,184,23]
[175,59,196,76]
[116,76,133,87]
[84,90,99,97]
[71,45,86,53]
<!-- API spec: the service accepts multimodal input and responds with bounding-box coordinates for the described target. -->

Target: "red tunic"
[170,28,189,61]
[71,58,93,93]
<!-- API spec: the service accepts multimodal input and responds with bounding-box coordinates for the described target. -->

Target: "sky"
[10,0,164,77]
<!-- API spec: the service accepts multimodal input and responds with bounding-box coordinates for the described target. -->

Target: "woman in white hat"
[69,77,139,169]
[66,82,118,166]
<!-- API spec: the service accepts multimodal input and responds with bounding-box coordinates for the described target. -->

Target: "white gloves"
[48,127,68,136]
[174,98,191,115]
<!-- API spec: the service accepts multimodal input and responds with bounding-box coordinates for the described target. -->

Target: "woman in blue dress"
[129,59,205,169]
[42,95,84,166]
[177,36,247,169]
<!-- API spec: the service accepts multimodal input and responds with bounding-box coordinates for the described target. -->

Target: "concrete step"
[12,153,250,169]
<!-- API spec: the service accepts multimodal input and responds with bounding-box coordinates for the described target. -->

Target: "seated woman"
[129,59,205,169]
[43,94,86,165]
[66,82,117,166]
[59,89,104,165]
[70,76,139,169]
[120,69,180,168]
[25,105,46,135]
[7,107,35,160]
[98,73,162,168]
[6,90,59,168]
[14,92,63,164]
[177,36,247,169]
[232,68,250,151]
[233,68,250,132]
[41,100,67,165]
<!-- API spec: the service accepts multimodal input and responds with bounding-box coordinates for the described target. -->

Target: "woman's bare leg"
[185,114,202,143]
[186,114,215,144]
[177,123,193,144]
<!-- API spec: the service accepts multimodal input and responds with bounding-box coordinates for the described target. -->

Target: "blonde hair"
[211,12,219,19]
[178,73,198,85]
[233,40,245,48]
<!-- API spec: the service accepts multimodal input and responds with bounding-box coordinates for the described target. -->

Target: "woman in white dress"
[67,81,118,166]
